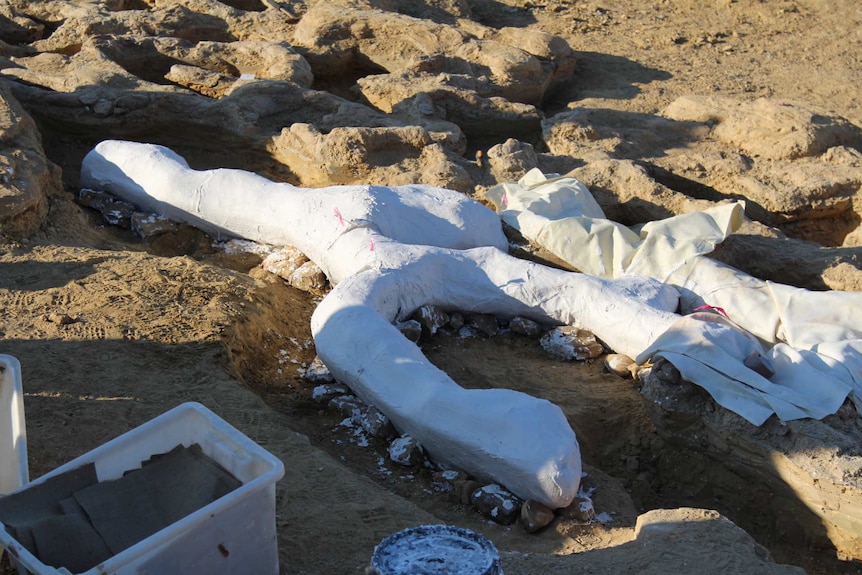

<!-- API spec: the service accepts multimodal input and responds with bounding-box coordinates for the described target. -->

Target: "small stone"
[457,324,477,338]
[448,312,464,331]
[165,64,234,98]
[558,496,595,523]
[509,316,542,337]
[289,261,328,293]
[431,469,467,493]
[101,200,136,228]
[360,406,395,439]
[388,435,423,466]
[304,356,334,383]
[78,91,101,106]
[92,99,114,117]
[646,357,683,386]
[131,212,180,238]
[311,383,348,403]
[412,305,449,336]
[76,188,114,210]
[470,313,499,337]
[329,394,365,419]
[521,499,556,533]
[540,326,605,360]
[604,354,636,378]
[486,138,538,181]
[452,479,482,505]
[471,484,522,525]
[434,469,468,485]
[261,246,309,280]
[45,312,76,325]
[475,149,485,169]
[77,188,137,227]
[396,319,422,343]
[626,456,640,473]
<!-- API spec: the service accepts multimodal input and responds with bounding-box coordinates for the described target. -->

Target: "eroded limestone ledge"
[0,83,59,239]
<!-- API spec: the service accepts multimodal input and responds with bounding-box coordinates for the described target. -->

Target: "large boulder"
[269,123,472,190]
[663,95,861,161]
[87,36,313,94]
[360,72,542,142]
[568,157,714,224]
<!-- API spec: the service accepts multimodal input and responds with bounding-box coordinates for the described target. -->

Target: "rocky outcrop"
[269,123,472,190]
[639,360,862,561]
[293,3,574,106]
[663,96,860,161]
[0,83,59,238]
[359,72,542,142]
[539,96,862,291]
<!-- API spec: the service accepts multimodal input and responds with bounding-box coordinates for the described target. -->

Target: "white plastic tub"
[0,354,28,571]
[0,402,284,575]
[0,354,28,495]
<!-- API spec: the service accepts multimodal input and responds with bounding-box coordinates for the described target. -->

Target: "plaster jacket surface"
[81,140,683,507]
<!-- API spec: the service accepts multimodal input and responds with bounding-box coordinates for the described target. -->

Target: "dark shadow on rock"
[544,52,672,111]
[3,80,318,187]
[308,56,390,102]
[93,37,214,86]
[466,0,538,28]
[215,0,267,12]
[645,163,773,223]
[585,188,677,226]
[378,0,467,26]
[0,14,41,45]
[144,7,238,44]
[102,0,153,11]
[710,233,862,291]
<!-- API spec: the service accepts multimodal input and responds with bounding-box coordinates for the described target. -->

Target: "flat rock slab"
[504,508,805,575]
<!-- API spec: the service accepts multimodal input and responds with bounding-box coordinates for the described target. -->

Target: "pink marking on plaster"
[693,304,729,318]
[334,207,345,226]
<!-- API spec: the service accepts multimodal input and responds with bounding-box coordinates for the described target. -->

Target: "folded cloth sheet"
[489,169,862,424]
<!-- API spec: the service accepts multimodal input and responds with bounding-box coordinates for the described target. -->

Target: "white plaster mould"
[81,140,681,508]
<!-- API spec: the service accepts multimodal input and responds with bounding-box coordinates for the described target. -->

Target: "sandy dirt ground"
[2,0,862,574]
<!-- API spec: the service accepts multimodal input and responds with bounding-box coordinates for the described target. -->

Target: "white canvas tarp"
[489,169,859,424]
